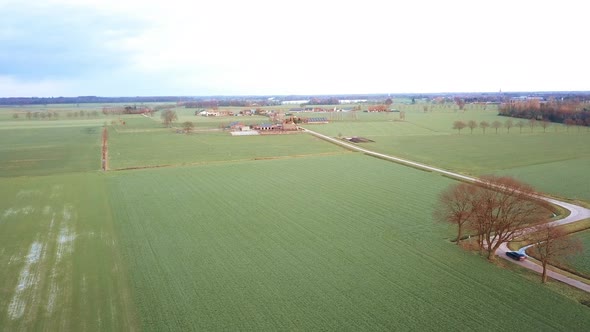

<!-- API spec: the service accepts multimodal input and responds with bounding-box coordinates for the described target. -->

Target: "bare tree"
[454,97,466,111]
[182,121,195,134]
[529,224,583,283]
[516,120,525,133]
[467,120,478,134]
[540,119,551,132]
[576,119,585,132]
[433,183,477,245]
[492,121,502,134]
[504,119,513,133]
[564,118,575,132]
[470,176,551,260]
[161,109,178,127]
[529,118,537,132]
[453,120,466,134]
[479,121,490,134]
[436,176,551,260]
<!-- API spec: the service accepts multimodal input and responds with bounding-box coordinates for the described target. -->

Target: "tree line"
[453,117,589,134]
[12,110,102,120]
[498,99,590,127]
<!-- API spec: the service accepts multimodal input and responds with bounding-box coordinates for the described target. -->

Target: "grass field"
[564,230,590,278]
[0,173,137,330]
[0,126,101,177]
[108,154,590,331]
[306,108,590,201]
[108,117,346,169]
[1,105,590,331]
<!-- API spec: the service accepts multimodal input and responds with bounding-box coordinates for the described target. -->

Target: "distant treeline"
[0,96,186,105]
[498,99,590,126]
[182,99,276,108]
[2,92,590,107]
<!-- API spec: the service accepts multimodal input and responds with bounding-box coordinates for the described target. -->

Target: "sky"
[0,0,587,97]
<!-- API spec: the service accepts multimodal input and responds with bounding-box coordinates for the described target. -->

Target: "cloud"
[0,0,588,96]
[0,76,74,97]
[0,2,147,79]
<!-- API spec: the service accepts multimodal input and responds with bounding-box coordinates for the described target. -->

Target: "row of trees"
[13,111,58,120]
[453,117,589,134]
[435,176,582,283]
[13,110,103,120]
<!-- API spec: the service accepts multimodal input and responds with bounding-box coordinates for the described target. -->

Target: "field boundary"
[109,151,352,172]
[102,127,109,171]
[302,127,590,292]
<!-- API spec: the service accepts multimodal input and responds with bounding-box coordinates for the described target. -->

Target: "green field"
[108,118,346,169]
[564,230,590,278]
[0,173,136,330]
[1,105,590,331]
[0,126,101,177]
[107,154,590,330]
[306,108,590,201]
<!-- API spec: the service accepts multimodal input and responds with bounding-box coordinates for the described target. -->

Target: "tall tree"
[540,119,551,132]
[182,121,195,134]
[564,118,575,132]
[453,120,466,134]
[467,120,478,134]
[454,97,466,111]
[529,224,583,283]
[576,119,585,132]
[437,176,551,260]
[433,183,477,244]
[161,109,178,127]
[479,121,490,134]
[504,119,513,133]
[516,120,525,133]
[529,118,537,132]
[470,176,551,260]
[492,121,502,134]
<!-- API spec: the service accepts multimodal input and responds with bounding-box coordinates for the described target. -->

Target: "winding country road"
[302,127,590,292]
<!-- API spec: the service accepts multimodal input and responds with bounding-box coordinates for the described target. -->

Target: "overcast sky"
[0,0,587,97]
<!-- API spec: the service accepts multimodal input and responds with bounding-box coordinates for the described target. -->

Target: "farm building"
[198,109,234,117]
[198,110,219,117]
[228,121,246,130]
[250,122,300,133]
[253,123,281,131]
[304,117,329,124]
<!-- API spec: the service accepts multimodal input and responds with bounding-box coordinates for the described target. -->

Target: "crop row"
[107,154,590,330]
